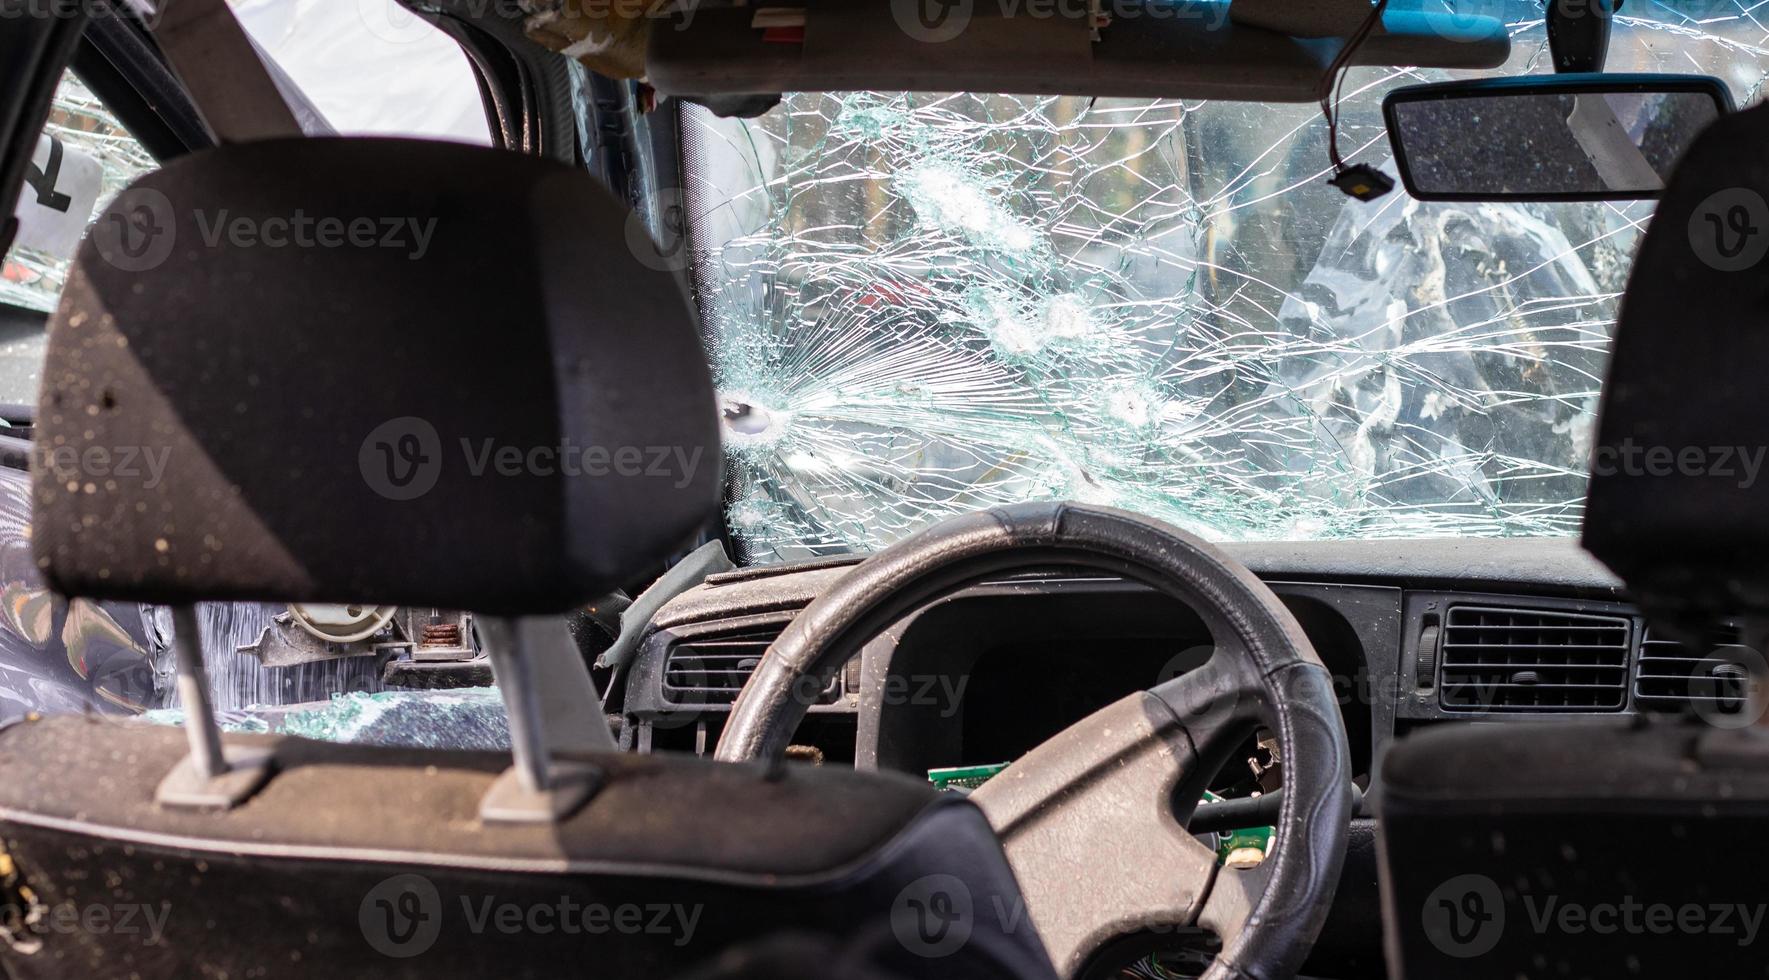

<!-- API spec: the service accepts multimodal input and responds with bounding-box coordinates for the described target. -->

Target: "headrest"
[1584,100,1769,621]
[32,137,719,614]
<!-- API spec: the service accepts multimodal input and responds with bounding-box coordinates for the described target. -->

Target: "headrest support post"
[171,604,225,780]
[154,604,273,810]
[478,617,604,823]
[486,618,550,793]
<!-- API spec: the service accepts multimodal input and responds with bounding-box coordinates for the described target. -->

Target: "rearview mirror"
[1383,74,1733,201]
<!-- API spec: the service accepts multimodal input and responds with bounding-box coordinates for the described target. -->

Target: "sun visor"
[647,0,1508,102]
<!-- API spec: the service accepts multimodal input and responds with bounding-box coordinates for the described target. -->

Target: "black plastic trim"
[0,0,89,255]
[1396,589,1646,724]
[73,10,210,159]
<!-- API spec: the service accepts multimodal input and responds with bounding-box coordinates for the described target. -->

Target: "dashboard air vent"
[662,625,838,707]
[1635,623,1753,713]
[1438,605,1630,712]
[663,627,776,705]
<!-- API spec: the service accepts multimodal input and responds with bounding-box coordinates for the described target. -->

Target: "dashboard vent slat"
[662,628,775,706]
[1634,624,1755,712]
[662,625,839,707]
[1438,605,1630,712]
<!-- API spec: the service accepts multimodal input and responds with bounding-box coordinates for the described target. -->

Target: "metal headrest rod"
[487,620,551,794]
[478,617,610,823]
[170,604,224,777]
[155,604,273,809]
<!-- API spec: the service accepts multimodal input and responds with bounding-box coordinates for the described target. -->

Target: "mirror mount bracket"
[1548,0,1617,73]
[477,616,612,824]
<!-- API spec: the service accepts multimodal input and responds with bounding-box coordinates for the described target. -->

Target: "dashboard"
[622,537,1696,786]
[615,536,1715,977]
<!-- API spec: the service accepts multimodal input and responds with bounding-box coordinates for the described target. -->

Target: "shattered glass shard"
[682,2,1769,564]
[144,687,511,749]
[1,73,156,314]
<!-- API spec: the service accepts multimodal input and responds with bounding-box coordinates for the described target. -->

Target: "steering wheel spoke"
[1149,647,1268,817]
[969,691,1224,977]
[1196,860,1273,972]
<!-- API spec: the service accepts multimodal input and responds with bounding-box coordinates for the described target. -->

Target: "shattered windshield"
[683,1,1769,565]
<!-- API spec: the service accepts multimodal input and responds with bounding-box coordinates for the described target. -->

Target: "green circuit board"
[926,762,1012,791]
[927,764,1274,865]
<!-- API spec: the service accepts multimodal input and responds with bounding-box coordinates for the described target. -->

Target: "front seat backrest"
[3,137,1058,980]
[1584,99,1769,623]
[32,136,719,613]
[1381,98,1769,980]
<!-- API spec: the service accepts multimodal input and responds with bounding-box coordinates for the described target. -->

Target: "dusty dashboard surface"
[622,537,1670,781]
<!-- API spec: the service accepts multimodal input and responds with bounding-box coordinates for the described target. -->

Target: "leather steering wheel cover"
[715,501,1354,980]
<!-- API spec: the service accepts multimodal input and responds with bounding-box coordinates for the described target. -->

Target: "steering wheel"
[714,502,1353,979]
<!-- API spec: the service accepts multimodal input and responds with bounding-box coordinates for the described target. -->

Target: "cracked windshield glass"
[684,0,1769,564]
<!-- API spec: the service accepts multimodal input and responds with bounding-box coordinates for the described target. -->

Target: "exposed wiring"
[1319,0,1395,199]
